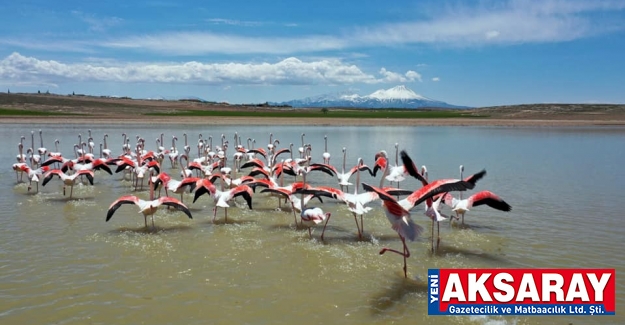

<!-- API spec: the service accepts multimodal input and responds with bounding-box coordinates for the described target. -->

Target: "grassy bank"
[0,108,81,116]
[146,109,484,119]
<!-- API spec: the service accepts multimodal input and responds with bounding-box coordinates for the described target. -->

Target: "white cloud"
[72,11,123,32]
[2,0,623,57]
[102,32,347,55]
[378,68,422,83]
[405,70,422,82]
[0,52,418,86]
[350,0,625,47]
[432,77,440,82]
[206,18,263,27]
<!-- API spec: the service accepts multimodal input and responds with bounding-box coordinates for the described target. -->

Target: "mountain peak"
[277,85,469,109]
[366,85,430,101]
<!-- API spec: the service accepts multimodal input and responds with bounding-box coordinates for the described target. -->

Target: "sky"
[1,0,624,107]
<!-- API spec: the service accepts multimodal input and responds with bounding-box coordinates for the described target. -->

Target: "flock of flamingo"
[11,129,512,277]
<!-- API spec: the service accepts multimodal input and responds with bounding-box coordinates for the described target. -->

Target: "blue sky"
[1,0,624,107]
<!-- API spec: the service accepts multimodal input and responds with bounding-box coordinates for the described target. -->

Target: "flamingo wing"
[399,150,428,186]
[382,199,422,242]
[157,197,193,219]
[240,158,265,170]
[145,160,161,175]
[75,170,95,185]
[248,167,270,179]
[94,161,113,175]
[192,179,215,203]
[231,185,253,209]
[246,149,267,160]
[245,178,273,193]
[308,163,337,177]
[361,183,396,203]
[176,177,200,192]
[106,195,141,221]
[404,169,487,209]
[293,185,342,200]
[382,187,413,197]
[271,148,291,164]
[41,169,63,186]
[469,191,511,211]
[41,156,64,167]
[260,187,292,199]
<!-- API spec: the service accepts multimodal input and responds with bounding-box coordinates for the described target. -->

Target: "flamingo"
[27,131,41,167]
[375,144,411,188]
[322,135,331,164]
[169,136,179,168]
[153,172,199,202]
[395,150,486,211]
[106,196,192,229]
[425,192,450,253]
[297,166,331,239]
[299,158,376,239]
[102,134,112,158]
[18,164,50,192]
[16,136,26,163]
[360,184,423,278]
[41,169,95,199]
[37,129,47,157]
[335,147,369,192]
[444,191,512,226]
[298,133,305,158]
[193,179,253,223]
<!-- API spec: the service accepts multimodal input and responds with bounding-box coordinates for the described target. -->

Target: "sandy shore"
[1,115,625,127]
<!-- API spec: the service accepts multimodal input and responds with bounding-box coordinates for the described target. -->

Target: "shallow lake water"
[1,123,624,325]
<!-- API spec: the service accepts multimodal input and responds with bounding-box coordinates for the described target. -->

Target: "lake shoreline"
[2,115,625,127]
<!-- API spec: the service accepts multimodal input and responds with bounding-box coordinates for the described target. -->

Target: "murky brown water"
[2,123,624,325]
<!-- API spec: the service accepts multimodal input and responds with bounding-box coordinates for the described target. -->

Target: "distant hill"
[274,85,470,109]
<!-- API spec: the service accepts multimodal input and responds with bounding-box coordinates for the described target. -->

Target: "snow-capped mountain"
[277,85,469,109]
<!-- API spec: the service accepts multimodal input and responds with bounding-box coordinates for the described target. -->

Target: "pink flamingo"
[41,169,95,199]
[106,195,192,229]
[193,179,253,223]
[360,183,423,278]
[444,191,512,226]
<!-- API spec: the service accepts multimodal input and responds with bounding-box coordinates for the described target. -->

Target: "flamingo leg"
[437,221,441,251]
[352,213,362,239]
[461,213,465,226]
[224,208,228,223]
[290,203,298,227]
[360,214,364,236]
[431,218,435,254]
[212,207,217,222]
[320,213,332,241]
[152,215,155,229]
[379,235,410,278]
[308,227,312,238]
[144,214,148,228]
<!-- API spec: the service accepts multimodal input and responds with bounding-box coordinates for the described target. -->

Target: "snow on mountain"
[367,85,431,101]
[277,85,469,109]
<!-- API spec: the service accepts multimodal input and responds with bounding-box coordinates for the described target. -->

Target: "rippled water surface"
[1,123,624,325]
